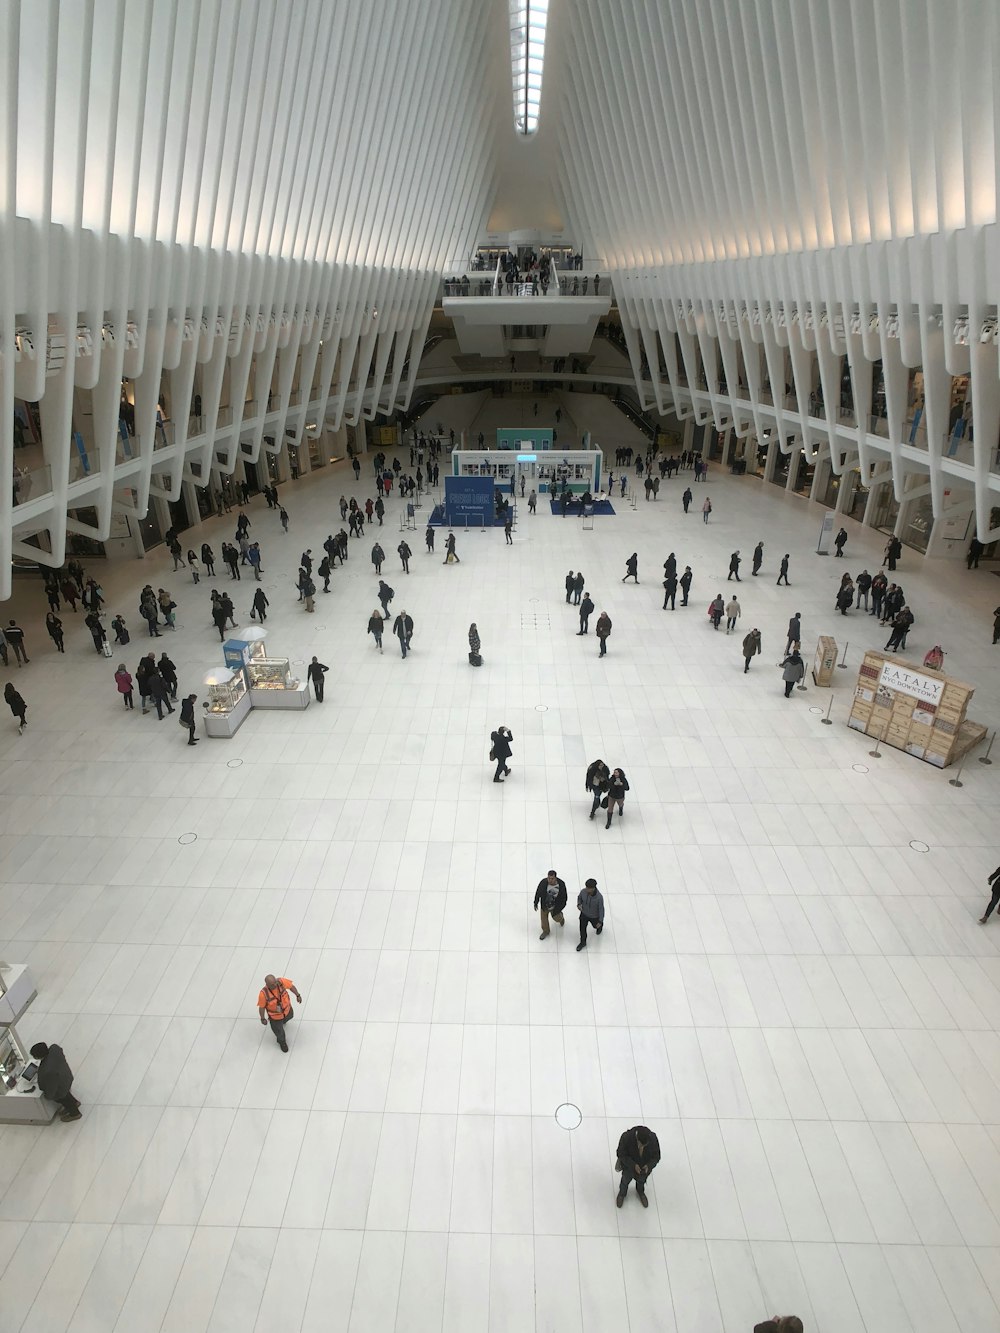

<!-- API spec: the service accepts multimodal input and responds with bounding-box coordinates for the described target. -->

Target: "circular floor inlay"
[535,704,548,712]
[852,764,869,774]
[809,706,823,714]
[909,839,930,853]
[555,1102,582,1131]
[177,832,197,845]
[227,759,243,769]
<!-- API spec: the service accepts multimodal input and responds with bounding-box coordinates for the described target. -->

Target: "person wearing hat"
[576,878,605,950]
[534,870,568,939]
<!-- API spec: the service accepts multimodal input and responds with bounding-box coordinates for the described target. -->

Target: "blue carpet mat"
[548,499,617,516]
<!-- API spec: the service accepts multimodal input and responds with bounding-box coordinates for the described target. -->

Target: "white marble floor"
[1,449,1000,1333]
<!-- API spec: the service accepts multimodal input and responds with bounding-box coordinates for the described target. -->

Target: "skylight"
[510,0,548,135]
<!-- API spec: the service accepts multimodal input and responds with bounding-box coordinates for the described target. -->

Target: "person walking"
[979,864,1000,923]
[5,682,27,733]
[528,488,537,514]
[534,870,568,939]
[615,1124,660,1208]
[251,587,269,622]
[248,543,263,580]
[147,670,175,720]
[752,541,764,576]
[885,606,913,652]
[302,575,316,613]
[212,599,228,641]
[378,580,394,619]
[368,609,384,652]
[180,693,198,745]
[785,613,801,655]
[781,649,805,697]
[318,555,331,592]
[158,652,179,700]
[885,535,902,571]
[836,578,854,615]
[622,553,639,583]
[392,609,413,658]
[111,613,129,645]
[468,623,482,666]
[742,628,762,672]
[374,497,384,526]
[371,542,385,575]
[4,619,29,665]
[586,758,610,819]
[578,592,594,633]
[307,657,328,701]
[834,526,848,557]
[29,1041,82,1121]
[398,540,412,573]
[777,553,790,585]
[725,595,741,633]
[728,550,742,581]
[444,531,459,563]
[187,550,201,583]
[702,495,712,523]
[604,768,629,829]
[84,610,106,654]
[45,611,65,653]
[994,606,1000,645]
[201,543,216,576]
[576,878,605,950]
[968,537,985,569]
[682,486,693,513]
[709,593,725,630]
[257,974,302,1053]
[425,525,435,553]
[595,611,612,656]
[504,516,513,545]
[490,724,513,782]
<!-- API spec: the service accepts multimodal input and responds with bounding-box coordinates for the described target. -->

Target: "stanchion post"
[821,697,833,725]
[869,722,885,759]
[979,732,995,766]
[949,762,965,789]
[837,641,849,669]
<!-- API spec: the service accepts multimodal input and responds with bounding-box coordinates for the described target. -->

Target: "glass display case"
[0,963,37,1024]
[0,964,56,1123]
[202,666,252,737]
[247,657,310,710]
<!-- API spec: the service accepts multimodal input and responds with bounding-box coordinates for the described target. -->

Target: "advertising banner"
[445,475,495,525]
[877,662,945,707]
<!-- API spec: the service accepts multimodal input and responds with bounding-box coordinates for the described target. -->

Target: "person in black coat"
[663,552,677,580]
[251,588,269,622]
[212,602,228,641]
[468,623,482,666]
[146,671,175,720]
[728,550,741,581]
[572,572,584,605]
[158,652,178,700]
[615,1124,660,1207]
[565,570,576,604]
[752,541,763,575]
[201,543,215,576]
[679,566,693,605]
[307,657,328,701]
[834,526,848,557]
[785,613,801,654]
[776,553,790,586]
[753,1319,803,1333]
[490,725,513,781]
[605,768,630,829]
[30,1041,82,1120]
[4,682,27,733]
[392,610,413,658]
[578,593,594,634]
[534,870,568,939]
[371,543,385,575]
[622,552,639,583]
[378,580,394,618]
[398,540,412,573]
[367,610,384,652]
[180,693,198,745]
[585,759,609,819]
[980,864,1000,923]
[662,574,678,609]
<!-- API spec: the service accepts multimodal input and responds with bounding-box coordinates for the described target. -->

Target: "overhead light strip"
[510,0,548,135]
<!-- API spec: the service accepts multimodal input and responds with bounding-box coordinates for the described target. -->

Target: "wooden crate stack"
[848,650,984,768]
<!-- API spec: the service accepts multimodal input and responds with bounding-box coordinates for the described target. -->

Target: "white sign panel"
[816,512,834,554]
[878,662,944,706]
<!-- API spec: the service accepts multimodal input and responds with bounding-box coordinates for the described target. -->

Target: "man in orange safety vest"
[257,974,302,1053]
